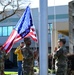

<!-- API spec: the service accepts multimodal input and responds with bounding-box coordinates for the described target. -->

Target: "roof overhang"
[58,30,69,36]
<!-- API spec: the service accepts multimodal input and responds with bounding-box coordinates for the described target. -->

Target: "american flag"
[2,6,38,53]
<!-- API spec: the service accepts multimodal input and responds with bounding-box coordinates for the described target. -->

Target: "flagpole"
[39,0,48,75]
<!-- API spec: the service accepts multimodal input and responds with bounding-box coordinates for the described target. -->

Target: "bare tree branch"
[3,2,11,11]
[0,0,30,22]
[0,1,12,14]
[0,9,18,22]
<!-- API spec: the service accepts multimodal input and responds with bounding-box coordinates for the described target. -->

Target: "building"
[0,5,69,66]
[69,1,74,54]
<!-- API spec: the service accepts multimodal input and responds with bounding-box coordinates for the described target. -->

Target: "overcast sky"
[0,0,73,11]
[30,0,72,8]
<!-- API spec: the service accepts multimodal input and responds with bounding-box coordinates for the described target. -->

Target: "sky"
[30,0,72,8]
[0,0,73,11]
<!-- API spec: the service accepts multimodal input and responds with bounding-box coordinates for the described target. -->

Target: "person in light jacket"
[14,42,24,75]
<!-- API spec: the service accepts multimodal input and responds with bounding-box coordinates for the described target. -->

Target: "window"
[3,27,7,36]
[0,26,14,36]
[8,26,13,36]
[48,23,53,34]
[0,27,2,36]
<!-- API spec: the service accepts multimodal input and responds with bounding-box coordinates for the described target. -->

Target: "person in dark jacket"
[0,45,7,75]
[54,38,68,75]
[21,38,34,75]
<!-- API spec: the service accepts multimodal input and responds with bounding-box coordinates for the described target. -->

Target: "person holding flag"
[2,5,37,75]
[0,45,8,75]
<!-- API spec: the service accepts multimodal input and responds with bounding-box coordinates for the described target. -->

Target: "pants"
[56,71,67,75]
[22,60,34,75]
[56,65,67,75]
[17,61,23,75]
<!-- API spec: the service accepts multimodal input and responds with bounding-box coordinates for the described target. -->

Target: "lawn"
[4,71,18,75]
[4,67,55,75]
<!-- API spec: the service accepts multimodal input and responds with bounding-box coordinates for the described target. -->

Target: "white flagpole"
[39,0,48,75]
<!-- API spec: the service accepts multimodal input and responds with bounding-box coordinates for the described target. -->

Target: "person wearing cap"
[54,38,68,75]
[14,42,24,75]
[21,37,34,75]
[0,45,7,75]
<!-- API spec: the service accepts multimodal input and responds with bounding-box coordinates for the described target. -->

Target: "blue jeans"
[17,61,23,75]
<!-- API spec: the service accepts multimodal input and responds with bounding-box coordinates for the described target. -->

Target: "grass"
[4,71,18,75]
[4,67,55,75]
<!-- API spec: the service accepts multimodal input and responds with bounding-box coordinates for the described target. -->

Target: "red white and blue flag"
[2,6,38,53]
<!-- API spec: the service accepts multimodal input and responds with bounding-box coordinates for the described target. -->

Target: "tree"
[0,0,30,22]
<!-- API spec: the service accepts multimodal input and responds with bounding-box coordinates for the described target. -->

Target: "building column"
[55,30,58,48]
[51,28,58,54]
